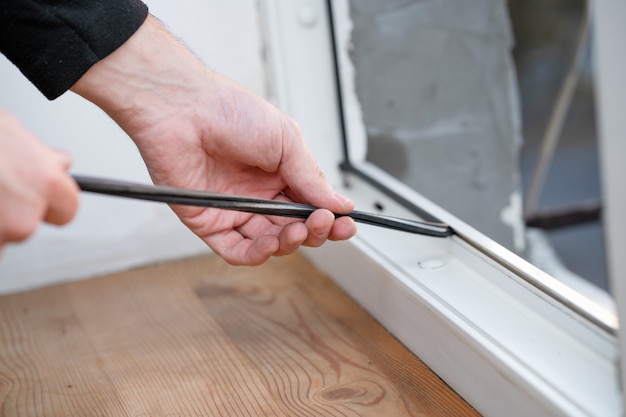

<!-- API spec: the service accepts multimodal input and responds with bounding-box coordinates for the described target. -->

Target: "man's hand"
[0,108,79,250]
[72,16,357,265]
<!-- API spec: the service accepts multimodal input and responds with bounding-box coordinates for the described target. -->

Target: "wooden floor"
[0,253,478,416]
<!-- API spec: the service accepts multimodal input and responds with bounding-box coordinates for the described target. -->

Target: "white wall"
[0,1,267,293]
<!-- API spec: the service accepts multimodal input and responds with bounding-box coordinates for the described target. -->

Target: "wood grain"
[0,253,478,416]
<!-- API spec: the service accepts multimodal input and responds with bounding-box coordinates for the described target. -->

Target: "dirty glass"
[345,0,607,293]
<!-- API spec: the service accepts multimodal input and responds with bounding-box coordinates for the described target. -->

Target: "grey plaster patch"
[348,0,523,250]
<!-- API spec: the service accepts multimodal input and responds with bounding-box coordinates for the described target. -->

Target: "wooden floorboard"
[0,253,478,416]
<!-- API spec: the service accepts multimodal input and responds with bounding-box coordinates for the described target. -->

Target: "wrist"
[70,15,207,139]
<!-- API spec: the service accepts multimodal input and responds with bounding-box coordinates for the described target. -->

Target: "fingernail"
[334,192,353,206]
[313,227,326,237]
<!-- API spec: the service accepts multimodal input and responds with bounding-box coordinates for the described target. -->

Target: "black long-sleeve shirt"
[0,0,149,100]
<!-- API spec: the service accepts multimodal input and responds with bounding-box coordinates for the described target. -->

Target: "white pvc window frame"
[260,1,622,416]
[593,0,626,414]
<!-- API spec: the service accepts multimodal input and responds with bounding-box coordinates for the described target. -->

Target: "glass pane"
[344,1,607,294]
[510,0,606,290]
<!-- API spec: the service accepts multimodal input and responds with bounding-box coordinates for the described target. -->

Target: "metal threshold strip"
[456,230,617,335]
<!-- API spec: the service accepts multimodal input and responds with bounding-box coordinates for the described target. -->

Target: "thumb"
[43,150,80,226]
[280,132,353,214]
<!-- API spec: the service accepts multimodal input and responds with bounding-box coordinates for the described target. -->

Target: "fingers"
[204,209,357,266]
[43,170,80,226]
[205,215,303,266]
[0,110,80,247]
[327,216,358,241]
[1,163,79,243]
[301,209,357,247]
[39,149,80,226]
[208,231,280,266]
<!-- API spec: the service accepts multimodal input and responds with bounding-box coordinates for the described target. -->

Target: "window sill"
[303,171,621,417]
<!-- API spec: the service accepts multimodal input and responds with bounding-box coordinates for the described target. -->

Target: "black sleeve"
[0,0,149,100]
